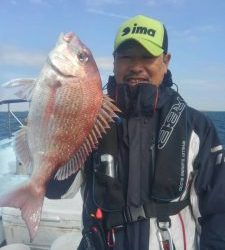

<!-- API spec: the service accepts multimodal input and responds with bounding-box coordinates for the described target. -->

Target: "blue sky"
[0,0,224,111]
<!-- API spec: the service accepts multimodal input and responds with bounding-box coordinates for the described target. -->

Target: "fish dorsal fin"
[54,94,120,180]
[3,78,36,100]
[13,126,32,174]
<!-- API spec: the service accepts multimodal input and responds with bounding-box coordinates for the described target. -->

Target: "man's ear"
[163,53,171,66]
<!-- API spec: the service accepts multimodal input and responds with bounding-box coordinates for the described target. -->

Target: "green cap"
[114,15,168,56]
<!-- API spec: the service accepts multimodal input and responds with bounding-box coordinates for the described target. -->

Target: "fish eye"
[77,52,89,63]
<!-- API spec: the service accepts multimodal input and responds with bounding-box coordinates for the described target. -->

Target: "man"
[46,15,225,250]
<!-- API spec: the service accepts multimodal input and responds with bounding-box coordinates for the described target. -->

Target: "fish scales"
[0,32,120,240]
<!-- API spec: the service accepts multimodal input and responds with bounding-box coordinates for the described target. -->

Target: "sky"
[0,0,224,111]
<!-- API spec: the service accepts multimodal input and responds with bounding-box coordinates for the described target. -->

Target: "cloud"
[85,0,129,19]
[170,24,221,43]
[0,45,46,68]
[0,43,113,71]
[146,0,186,6]
[11,0,49,4]
[196,25,215,32]
[10,0,17,5]
[86,0,126,7]
[86,8,130,19]
[181,78,212,86]
[172,29,199,43]
[177,77,225,111]
[85,0,128,19]
[29,0,47,4]
[179,78,225,93]
[30,0,44,3]
[95,56,113,71]
[94,56,114,84]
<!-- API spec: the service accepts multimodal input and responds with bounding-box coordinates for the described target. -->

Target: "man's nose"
[128,58,144,72]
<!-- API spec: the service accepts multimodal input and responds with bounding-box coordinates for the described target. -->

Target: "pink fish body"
[0,32,119,240]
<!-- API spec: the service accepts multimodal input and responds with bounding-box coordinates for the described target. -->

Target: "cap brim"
[115,38,164,57]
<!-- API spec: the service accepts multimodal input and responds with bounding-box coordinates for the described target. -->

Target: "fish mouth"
[63,32,75,42]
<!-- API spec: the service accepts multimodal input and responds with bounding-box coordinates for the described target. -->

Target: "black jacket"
[46,87,225,250]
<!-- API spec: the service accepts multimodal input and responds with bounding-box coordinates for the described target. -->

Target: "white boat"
[0,99,82,250]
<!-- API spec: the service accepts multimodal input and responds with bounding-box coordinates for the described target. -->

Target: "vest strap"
[105,199,190,230]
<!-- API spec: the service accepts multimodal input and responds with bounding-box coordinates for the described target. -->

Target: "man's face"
[113,41,171,86]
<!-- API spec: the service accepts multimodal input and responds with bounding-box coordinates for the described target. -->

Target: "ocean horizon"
[0,111,225,146]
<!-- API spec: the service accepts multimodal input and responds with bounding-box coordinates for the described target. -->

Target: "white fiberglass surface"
[0,138,83,213]
[0,138,17,175]
[0,139,28,195]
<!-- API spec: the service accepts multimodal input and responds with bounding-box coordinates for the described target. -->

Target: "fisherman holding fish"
[1,15,225,250]
[45,15,225,250]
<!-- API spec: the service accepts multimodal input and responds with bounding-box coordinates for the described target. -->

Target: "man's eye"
[117,55,131,59]
[123,55,131,59]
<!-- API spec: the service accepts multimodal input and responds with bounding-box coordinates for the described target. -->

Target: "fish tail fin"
[0,180,45,241]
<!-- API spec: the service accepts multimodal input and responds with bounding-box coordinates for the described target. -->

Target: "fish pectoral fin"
[54,153,82,181]
[13,126,32,174]
[55,94,120,181]
[54,126,102,181]
[2,78,36,100]
[0,181,45,241]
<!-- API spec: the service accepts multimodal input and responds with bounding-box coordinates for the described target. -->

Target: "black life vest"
[84,91,190,231]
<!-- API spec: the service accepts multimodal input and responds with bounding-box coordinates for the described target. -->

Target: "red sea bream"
[0,32,119,241]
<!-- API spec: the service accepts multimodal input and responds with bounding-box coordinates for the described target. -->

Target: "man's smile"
[124,77,149,85]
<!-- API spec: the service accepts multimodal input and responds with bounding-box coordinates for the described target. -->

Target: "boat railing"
[0,99,30,139]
